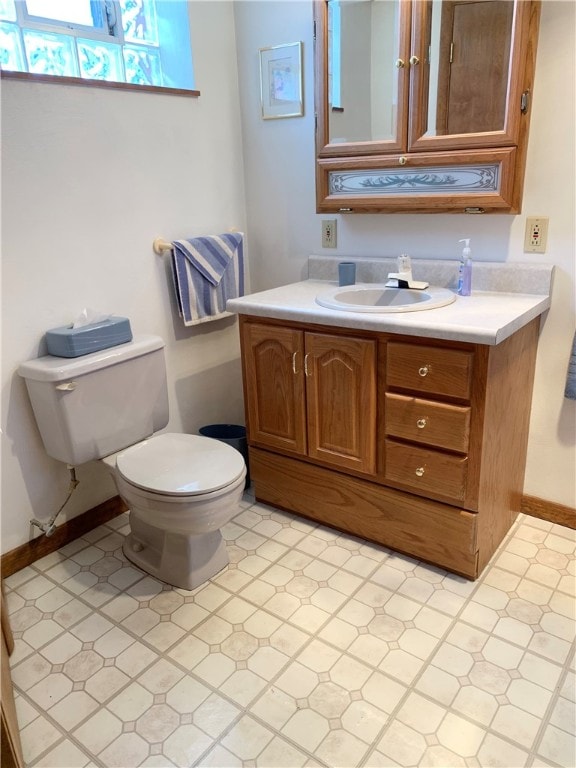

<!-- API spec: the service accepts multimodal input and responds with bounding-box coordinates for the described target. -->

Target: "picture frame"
[259,42,303,120]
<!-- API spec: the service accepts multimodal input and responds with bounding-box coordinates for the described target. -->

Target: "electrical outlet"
[322,219,337,248]
[524,217,549,253]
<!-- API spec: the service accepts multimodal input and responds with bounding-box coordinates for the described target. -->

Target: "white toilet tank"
[18,335,169,465]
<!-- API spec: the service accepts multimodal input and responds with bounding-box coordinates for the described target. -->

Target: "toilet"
[18,335,246,590]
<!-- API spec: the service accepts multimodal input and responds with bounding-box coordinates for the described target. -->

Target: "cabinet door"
[316,0,412,157]
[242,323,307,455]
[305,333,377,474]
[408,0,526,152]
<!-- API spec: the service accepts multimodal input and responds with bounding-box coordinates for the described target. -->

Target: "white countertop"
[227,279,551,345]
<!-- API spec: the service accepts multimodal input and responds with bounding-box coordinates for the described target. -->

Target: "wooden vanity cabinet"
[239,315,539,578]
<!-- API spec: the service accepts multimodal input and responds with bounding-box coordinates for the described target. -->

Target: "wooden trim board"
[1,496,127,579]
[521,495,576,530]
[0,491,572,579]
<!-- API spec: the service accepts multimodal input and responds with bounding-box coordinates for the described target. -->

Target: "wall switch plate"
[524,217,549,253]
[322,219,337,248]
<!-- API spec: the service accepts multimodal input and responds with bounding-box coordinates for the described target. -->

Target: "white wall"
[235,0,575,507]
[1,2,248,553]
[1,0,574,556]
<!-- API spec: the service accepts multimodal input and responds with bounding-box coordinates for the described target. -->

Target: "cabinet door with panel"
[306,332,377,474]
[241,322,307,455]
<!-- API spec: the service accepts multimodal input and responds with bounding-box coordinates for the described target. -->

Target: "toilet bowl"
[102,433,246,590]
[18,335,248,592]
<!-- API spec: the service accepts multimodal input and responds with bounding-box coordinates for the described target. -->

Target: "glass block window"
[0,0,16,21]
[77,38,123,82]
[0,0,195,91]
[123,44,160,87]
[121,0,158,45]
[0,21,24,69]
[23,27,77,76]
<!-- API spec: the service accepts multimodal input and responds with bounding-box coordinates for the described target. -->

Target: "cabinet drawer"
[387,342,473,400]
[385,394,471,453]
[385,440,467,501]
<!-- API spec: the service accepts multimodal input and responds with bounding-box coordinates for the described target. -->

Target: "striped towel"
[565,331,576,400]
[171,233,244,326]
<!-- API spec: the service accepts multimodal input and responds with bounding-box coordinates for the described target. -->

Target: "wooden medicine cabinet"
[314,0,541,214]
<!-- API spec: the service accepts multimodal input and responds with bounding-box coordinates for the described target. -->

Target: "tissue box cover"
[45,317,133,358]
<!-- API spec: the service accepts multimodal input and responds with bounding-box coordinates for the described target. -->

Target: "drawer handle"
[416,418,427,429]
[418,365,430,377]
[415,466,425,477]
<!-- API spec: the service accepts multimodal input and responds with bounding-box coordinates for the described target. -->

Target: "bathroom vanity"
[228,259,553,578]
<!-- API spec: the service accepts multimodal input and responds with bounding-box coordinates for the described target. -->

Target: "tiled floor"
[5,490,575,768]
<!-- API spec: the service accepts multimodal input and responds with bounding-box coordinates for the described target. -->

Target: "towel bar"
[153,238,173,255]
[153,229,240,256]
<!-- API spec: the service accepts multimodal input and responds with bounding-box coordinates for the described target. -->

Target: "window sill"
[0,69,200,97]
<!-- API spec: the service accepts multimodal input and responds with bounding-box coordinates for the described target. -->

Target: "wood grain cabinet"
[383,342,473,505]
[242,321,377,475]
[240,315,540,578]
[314,0,541,213]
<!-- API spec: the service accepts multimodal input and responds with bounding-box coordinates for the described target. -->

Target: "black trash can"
[199,424,250,488]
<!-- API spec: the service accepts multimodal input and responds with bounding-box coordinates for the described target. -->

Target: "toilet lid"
[115,433,246,496]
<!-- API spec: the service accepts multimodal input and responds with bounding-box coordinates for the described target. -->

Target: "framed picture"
[259,42,303,120]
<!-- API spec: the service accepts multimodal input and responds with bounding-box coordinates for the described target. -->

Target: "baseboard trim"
[1,493,572,578]
[521,495,576,530]
[1,496,127,579]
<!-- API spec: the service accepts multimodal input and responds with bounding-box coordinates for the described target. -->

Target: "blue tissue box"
[45,317,133,358]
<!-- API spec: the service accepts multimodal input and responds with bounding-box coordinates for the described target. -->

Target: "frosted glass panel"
[78,38,123,81]
[23,29,78,75]
[123,45,161,86]
[0,0,16,21]
[0,21,24,69]
[328,165,501,196]
[120,0,158,44]
[25,0,95,26]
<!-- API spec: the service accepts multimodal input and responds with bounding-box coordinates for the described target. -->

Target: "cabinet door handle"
[418,365,430,377]
[415,466,425,477]
[416,418,427,429]
[304,353,310,377]
[395,58,405,69]
[292,352,298,374]
[409,55,420,66]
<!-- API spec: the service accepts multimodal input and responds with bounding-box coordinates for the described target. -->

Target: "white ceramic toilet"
[18,336,247,590]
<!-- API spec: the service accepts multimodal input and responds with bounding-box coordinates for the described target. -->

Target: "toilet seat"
[115,433,245,496]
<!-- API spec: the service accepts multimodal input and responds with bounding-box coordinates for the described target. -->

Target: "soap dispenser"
[457,239,472,296]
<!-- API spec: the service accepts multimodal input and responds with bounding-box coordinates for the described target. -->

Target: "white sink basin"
[316,284,456,313]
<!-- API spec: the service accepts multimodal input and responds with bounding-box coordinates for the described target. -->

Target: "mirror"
[425,0,514,136]
[328,0,401,143]
[327,0,515,146]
